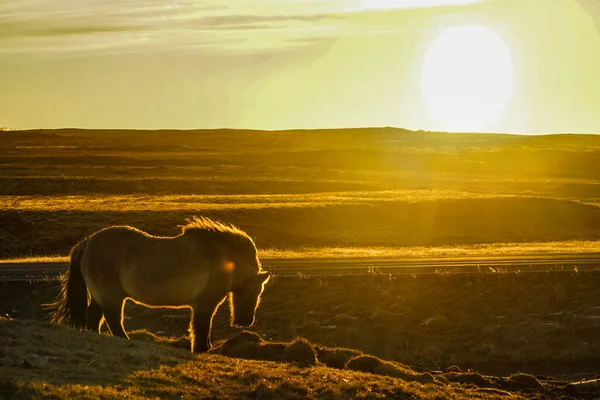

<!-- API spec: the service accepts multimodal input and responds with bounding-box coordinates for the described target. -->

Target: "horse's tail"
[49,238,89,330]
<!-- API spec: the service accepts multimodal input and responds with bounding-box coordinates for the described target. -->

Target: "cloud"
[0,2,345,56]
[359,0,485,10]
[0,23,148,39]
[0,0,488,57]
[198,13,342,25]
[189,12,342,32]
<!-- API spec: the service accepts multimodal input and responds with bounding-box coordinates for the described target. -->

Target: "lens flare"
[224,260,235,272]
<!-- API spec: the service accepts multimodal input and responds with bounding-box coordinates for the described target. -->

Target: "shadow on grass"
[0,317,193,392]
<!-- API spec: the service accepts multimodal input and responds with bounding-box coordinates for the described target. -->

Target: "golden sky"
[1,0,600,133]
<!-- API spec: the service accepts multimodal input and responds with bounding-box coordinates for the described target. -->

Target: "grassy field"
[2,128,600,258]
[3,271,599,399]
[1,315,567,399]
[4,272,600,377]
[5,240,600,264]
[2,128,600,398]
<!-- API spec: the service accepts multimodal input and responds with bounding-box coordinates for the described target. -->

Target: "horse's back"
[81,225,212,306]
[83,225,149,267]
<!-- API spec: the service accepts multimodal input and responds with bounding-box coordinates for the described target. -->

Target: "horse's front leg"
[190,293,227,353]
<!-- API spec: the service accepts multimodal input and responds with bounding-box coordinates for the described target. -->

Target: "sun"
[420,25,513,132]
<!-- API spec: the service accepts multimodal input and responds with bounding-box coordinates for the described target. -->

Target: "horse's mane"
[180,216,258,267]
[180,216,246,236]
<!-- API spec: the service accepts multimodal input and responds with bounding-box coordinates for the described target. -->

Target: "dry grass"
[260,240,600,259]
[4,240,600,264]
[3,195,600,258]
[2,128,600,258]
[0,190,517,212]
[2,128,600,397]
[4,271,600,379]
[0,317,572,399]
[0,255,69,263]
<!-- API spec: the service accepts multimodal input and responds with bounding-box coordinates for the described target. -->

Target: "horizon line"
[2,126,599,137]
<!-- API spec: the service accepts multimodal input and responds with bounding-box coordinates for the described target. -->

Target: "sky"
[1,0,600,134]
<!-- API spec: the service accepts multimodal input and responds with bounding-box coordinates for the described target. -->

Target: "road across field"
[1,254,600,281]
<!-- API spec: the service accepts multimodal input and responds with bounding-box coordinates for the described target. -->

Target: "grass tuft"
[316,346,363,369]
[504,373,544,390]
[285,338,319,366]
[344,355,435,383]
[210,331,318,366]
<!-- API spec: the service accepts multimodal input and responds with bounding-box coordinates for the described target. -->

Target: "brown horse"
[50,217,271,352]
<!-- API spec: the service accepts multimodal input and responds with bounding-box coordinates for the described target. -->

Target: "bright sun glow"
[420,25,513,132]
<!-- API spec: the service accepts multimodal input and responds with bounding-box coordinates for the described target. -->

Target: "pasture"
[2,128,600,398]
[2,128,600,258]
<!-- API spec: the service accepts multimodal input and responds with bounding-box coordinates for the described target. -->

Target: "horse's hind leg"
[102,298,129,339]
[87,298,104,333]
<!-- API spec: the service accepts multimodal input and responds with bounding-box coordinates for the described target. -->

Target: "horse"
[49,216,271,353]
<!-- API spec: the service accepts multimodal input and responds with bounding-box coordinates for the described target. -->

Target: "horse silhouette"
[50,216,270,352]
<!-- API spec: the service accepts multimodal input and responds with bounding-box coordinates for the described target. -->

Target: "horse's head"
[230,269,271,327]
[190,218,271,327]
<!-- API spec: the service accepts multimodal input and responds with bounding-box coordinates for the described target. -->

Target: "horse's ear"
[258,271,271,284]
